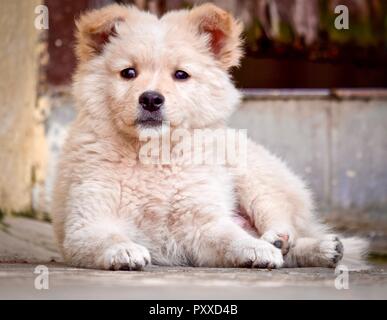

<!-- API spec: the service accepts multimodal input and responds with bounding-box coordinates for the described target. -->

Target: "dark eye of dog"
[120,68,137,79]
[174,70,190,80]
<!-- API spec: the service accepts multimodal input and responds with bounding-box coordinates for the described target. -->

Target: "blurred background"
[44,0,387,88]
[0,0,387,261]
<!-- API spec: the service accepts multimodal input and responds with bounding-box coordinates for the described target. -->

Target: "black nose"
[139,91,165,112]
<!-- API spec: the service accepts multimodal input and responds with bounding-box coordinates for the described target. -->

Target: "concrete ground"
[1,217,387,299]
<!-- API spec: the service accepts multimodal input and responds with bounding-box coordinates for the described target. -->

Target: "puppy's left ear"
[188,4,244,70]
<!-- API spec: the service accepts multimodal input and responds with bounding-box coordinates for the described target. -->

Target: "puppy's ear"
[188,4,244,70]
[75,4,130,62]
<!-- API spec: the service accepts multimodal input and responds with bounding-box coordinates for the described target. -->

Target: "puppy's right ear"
[75,4,130,62]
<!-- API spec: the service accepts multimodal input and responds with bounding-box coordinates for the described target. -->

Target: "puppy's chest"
[118,164,235,215]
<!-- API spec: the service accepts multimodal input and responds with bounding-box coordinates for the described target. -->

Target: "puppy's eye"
[120,68,137,79]
[174,70,190,80]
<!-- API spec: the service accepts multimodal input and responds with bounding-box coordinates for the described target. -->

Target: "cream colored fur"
[52,4,368,270]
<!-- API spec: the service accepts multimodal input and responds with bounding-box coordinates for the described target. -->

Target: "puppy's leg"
[233,139,368,268]
[55,180,151,270]
[234,139,315,254]
[284,235,344,268]
[63,221,151,270]
[181,217,284,268]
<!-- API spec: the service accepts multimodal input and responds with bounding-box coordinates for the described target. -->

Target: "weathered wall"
[0,0,44,213]
[32,88,75,214]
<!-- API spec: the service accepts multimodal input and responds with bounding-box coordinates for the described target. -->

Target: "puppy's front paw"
[230,239,284,269]
[99,242,151,271]
[319,235,344,267]
[261,230,292,256]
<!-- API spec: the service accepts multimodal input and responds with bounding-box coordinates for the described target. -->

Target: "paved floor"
[1,217,387,299]
[1,263,387,299]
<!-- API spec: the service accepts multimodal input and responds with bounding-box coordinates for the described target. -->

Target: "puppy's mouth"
[135,113,164,128]
[136,118,163,128]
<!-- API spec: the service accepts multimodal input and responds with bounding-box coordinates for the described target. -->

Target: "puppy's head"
[74,4,244,137]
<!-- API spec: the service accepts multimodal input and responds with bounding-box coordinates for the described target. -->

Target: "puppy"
[52,3,368,270]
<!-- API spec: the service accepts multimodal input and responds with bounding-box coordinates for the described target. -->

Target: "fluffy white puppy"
[53,4,368,270]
